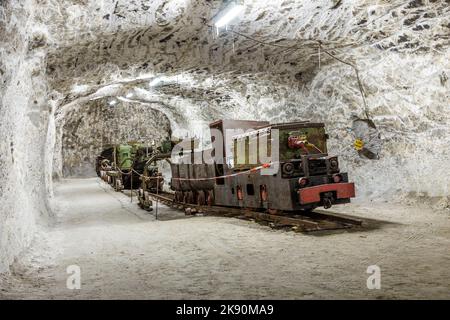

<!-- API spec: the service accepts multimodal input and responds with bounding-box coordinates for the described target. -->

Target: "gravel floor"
[1,178,449,299]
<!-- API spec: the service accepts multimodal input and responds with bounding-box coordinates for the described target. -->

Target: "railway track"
[142,191,363,233]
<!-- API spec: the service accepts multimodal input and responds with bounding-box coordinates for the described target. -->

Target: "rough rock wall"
[0,1,51,272]
[59,101,171,177]
[311,52,450,204]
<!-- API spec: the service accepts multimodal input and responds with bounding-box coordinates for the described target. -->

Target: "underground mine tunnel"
[0,0,449,300]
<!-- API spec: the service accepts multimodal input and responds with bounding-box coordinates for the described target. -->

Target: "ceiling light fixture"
[149,78,162,87]
[214,2,245,29]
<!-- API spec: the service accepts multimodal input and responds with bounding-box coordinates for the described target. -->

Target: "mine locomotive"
[96,141,170,191]
[139,119,355,213]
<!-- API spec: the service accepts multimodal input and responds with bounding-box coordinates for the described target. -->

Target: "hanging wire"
[318,42,321,70]
[232,31,235,53]
[207,23,371,120]
[319,46,370,120]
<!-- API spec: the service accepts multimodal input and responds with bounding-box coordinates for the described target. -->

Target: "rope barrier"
[105,152,323,183]
[138,163,273,181]
[101,140,323,183]
[102,163,273,182]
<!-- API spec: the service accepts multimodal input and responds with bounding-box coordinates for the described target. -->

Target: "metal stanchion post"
[156,175,159,220]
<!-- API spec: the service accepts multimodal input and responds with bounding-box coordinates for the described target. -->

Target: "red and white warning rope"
[148,163,273,181]
[104,162,275,182]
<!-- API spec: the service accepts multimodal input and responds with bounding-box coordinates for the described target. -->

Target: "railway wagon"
[170,150,216,205]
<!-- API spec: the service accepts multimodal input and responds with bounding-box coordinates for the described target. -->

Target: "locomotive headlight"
[298,177,309,187]
[333,174,342,183]
[282,162,295,175]
[330,158,339,168]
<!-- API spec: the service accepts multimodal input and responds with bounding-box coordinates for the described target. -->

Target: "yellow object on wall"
[354,139,364,151]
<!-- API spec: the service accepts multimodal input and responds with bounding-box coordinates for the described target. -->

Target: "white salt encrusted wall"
[246,51,450,203]
[318,52,450,203]
[0,1,51,272]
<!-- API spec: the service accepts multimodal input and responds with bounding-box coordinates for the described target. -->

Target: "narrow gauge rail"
[141,190,363,233]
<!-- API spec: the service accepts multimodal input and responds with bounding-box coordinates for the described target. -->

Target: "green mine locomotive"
[96,141,172,191]
[138,119,355,213]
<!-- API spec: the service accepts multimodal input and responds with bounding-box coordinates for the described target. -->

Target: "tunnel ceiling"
[36,0,449,110]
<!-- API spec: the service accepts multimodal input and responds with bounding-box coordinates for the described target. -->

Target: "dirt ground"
[1,178,449,299]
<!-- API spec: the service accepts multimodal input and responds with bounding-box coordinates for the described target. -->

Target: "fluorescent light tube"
[149,78,161,87]
[214,4,244,28]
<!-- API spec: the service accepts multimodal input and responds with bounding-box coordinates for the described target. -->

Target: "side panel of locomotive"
[213,174,297,210]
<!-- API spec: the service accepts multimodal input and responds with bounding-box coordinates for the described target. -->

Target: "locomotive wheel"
[113,178,119,190]
[123,176,131,189]
[299,206,317,214]
[207,190,214,206]
[183,191,194,204]
[197,191,206,206]
[187,191,195,204]
[175,191,182,203]
[267,208,282,215]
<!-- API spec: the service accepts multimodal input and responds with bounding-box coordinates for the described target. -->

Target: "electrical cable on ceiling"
[208,23,371,121]
[318,42,321,70]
